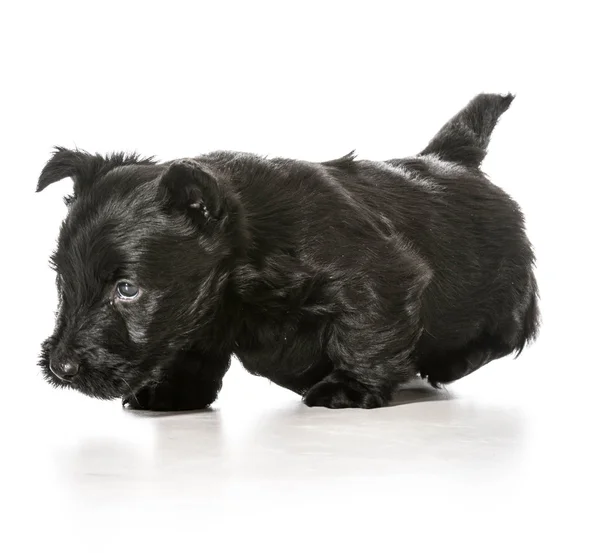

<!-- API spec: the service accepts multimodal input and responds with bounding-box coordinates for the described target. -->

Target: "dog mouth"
[39,334,175,402]
[39,336,150,400]
[40,359,140,401]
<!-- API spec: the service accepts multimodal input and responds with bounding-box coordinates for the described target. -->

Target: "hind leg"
[418,332,515,387]
[303,307,422,409]
[302,244,432,409]
[421,285,540,386]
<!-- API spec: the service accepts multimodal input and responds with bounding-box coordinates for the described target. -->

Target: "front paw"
[303,375,386,409]
[122,386,158,410]
[122,380,221,412]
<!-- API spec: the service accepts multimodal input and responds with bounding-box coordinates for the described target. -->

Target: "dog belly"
[236,341,332,395]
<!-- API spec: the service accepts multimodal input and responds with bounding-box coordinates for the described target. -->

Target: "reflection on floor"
[2,344,595,552]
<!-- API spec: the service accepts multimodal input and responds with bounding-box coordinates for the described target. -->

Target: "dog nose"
[50,358,80,380]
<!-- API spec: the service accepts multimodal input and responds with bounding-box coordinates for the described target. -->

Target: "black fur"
[37,93,539,409]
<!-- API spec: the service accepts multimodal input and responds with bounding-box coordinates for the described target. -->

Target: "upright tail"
[420,93,514,168]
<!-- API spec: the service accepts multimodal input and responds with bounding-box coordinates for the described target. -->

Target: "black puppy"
[38,93,539,410]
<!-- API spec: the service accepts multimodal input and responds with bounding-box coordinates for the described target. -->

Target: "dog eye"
[115,281,140,300]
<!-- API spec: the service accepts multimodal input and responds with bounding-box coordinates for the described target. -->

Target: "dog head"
[37,148,239,399]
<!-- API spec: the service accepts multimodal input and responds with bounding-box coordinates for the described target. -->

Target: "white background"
[1,1,598,552]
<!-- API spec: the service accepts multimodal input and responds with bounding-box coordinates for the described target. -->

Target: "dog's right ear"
[37,148,102,193]
[37,147,156,194]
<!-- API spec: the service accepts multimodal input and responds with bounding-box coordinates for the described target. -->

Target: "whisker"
[121,378,139,404]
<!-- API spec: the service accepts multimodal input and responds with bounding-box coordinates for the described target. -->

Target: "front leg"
[123,350,231,411]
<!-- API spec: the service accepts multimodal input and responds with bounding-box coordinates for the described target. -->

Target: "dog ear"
[37,148,98,193]
[37,147,156,194]
[160,160,224,223]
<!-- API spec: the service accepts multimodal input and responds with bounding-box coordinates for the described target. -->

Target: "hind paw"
[303,373,387,409]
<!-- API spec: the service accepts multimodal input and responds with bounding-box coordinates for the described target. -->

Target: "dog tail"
[419,93,514,168]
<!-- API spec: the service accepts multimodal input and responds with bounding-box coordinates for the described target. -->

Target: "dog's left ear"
[160,160,224,223]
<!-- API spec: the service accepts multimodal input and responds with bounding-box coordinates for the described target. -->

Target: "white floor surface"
[2,330,598,551]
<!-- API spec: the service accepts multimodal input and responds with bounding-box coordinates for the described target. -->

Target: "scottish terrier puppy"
[37,93,539,410]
